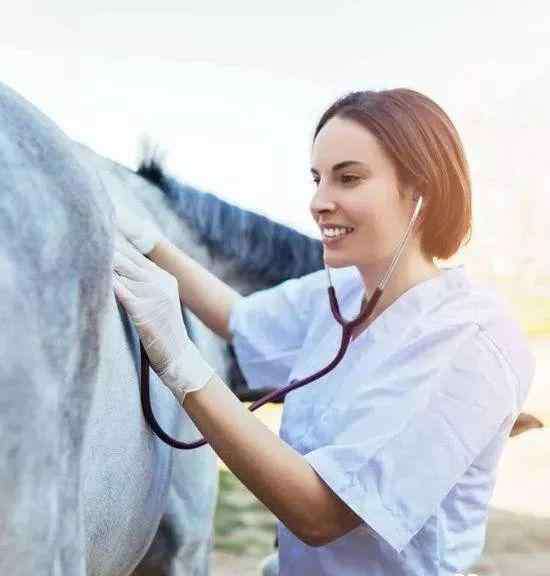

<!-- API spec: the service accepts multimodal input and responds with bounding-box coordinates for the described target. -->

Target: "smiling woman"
[113,87,535,576]
[310,89,471,262]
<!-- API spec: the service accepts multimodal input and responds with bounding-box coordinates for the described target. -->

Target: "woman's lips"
[322,229,354,245]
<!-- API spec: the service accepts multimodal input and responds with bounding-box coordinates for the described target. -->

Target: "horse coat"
[76,143,324,576]
[0,79,324,576]
[0,81,220,576]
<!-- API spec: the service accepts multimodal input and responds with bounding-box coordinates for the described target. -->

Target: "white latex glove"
[112,233,215,403]
[114,202,165,255]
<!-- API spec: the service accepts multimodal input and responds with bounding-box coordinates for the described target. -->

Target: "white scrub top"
[228,265,535,576]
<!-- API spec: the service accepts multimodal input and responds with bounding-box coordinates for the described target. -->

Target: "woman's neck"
[357,248,440,324]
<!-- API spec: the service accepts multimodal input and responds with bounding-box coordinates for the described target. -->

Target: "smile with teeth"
[322,226,354,241]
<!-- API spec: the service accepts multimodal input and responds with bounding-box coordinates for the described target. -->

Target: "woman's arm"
[148,239,241,342]
[113,236,362,545]
[183,373,363,547]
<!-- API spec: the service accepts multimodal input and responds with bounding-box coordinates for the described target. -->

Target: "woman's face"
[310,116,420,271]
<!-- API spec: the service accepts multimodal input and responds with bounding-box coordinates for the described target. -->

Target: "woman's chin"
[322,250,356,268]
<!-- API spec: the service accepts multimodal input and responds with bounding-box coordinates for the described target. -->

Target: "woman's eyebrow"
[310,161,367,175]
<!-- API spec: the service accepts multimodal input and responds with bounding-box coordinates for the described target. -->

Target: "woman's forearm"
[148,238,241,342]
[181,374,362,546]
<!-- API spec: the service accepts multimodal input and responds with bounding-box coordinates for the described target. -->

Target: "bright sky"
[1,1,549,285]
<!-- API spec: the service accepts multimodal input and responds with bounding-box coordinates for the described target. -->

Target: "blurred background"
[2,2,548,574]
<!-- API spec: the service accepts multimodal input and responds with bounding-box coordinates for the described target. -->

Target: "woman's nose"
[310,184,337,218]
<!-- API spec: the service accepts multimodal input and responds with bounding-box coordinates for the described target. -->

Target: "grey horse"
[0,79,323,575]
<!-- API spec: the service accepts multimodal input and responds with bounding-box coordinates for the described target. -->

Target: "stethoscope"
[139,195,424,449]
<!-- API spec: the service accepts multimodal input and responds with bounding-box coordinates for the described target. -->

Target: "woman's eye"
[341,175,359,184]
[312,175,359,185]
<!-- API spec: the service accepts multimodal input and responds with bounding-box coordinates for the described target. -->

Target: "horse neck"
[77,144,249,293]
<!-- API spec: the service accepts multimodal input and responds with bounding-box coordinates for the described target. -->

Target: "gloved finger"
[114,232,146,263]
[112,274,163,319]
[113,283,155,330]
[113,271,174,317]
[115,276,169,320]
[113,271,138,305]
[119,278,167,300]
[115,232,159,274]
[113,248,150,282]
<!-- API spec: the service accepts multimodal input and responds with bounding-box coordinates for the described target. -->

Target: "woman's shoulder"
[434,267,529,341]
[424,267,535,398]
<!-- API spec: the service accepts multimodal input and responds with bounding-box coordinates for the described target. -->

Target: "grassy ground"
[213,468,278,558]
[212,402,281,567]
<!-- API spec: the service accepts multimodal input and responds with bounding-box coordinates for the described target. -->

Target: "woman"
[113,88,535,575]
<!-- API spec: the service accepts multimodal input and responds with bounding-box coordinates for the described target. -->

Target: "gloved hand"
[112,233,215,404]
[114,202,165,255]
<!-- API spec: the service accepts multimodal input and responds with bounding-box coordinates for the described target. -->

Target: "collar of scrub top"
[139,196,424,450]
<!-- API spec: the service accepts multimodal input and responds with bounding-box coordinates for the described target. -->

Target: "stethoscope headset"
[139,193,424,449]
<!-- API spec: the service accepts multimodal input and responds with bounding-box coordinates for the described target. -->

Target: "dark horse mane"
[136,157,323,286]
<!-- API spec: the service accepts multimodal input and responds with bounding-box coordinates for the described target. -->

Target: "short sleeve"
[228,268,327,391]
[304,326,522,554]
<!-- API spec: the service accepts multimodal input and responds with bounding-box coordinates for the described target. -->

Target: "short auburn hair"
[312,88,472,261]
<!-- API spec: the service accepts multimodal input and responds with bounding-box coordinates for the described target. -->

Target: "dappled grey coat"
[0,79,323,576]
